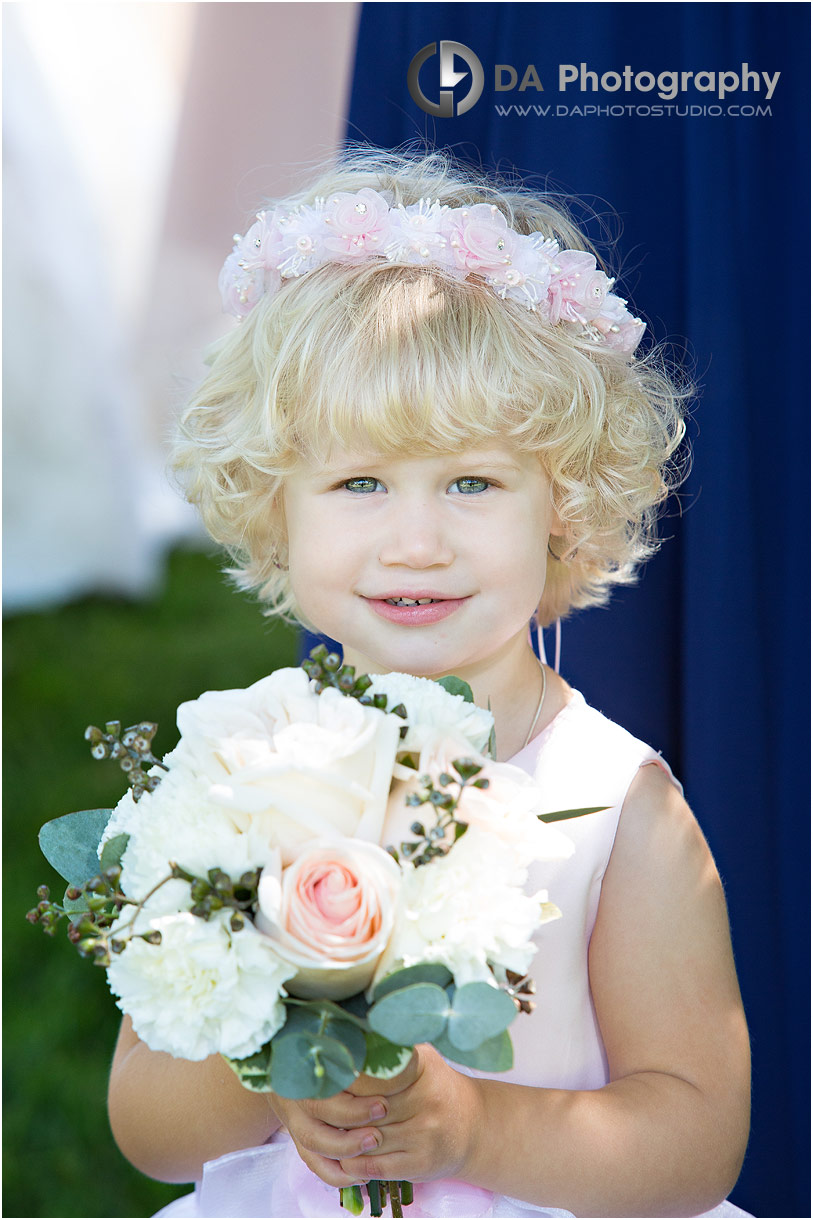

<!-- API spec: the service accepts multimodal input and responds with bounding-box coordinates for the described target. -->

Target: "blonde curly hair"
[172,143,688,628]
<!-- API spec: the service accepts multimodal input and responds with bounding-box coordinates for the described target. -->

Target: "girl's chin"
[341,645,476,681]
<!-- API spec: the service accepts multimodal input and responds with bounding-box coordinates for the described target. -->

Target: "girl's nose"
[377,502,454,569]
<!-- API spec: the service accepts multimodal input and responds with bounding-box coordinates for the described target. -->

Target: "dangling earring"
[271,551,288,571]
[547,538,577,563]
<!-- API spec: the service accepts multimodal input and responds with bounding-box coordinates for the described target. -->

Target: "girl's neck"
[342,641,570,763]
[458,649,570,761]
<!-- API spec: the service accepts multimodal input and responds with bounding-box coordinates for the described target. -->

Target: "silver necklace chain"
[522,660,548,749]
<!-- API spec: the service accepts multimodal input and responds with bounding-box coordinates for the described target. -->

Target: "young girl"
[108,146,751,1218]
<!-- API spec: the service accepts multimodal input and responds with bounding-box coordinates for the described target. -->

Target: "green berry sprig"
[85,720,168,802]
[25,867,149,968]
[27,860,260,964]
[301,646,408,735]
[388,758,490,867]
[173,865,260,930]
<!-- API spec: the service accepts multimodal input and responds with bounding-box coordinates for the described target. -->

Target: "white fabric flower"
[367,672,494,755]
[106,909,295,1060]
[373,828,561,989]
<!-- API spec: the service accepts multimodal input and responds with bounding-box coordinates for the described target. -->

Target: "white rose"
[367,672,494,755]
[170,673,403,865]
[172,667,318,775]
[106,909,295,1060]
[373,828,560,988]
[255,839,401,1000]
[382,743,575,868]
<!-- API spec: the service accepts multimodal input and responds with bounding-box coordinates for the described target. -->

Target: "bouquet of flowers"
[29,647,596,1217]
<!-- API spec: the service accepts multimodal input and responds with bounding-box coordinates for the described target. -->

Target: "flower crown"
[219,187,645,354]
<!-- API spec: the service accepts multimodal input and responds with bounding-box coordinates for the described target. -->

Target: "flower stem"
[339,1184,364,1215]
[388,1181,403,1218]
[368,1179,383,1216]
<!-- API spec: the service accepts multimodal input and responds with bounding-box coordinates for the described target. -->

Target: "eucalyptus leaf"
[372,962,453,1002]
[270,1031,358,1099]
[362,1030,414,1079]
[38,809,112,886]
[446,982,517,1051]
[435,676,474,703]
[281,1004,366,1072]
[100,832,130,872]
[431,1027,513,1072]
[538,805,608,823]
[223,1043,273,1092]
[367,982,449,1045]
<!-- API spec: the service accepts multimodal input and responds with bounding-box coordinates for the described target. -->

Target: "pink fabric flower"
[255,839,401,1000]
[547,251,611,325]
[275,205,329,279]
[442,203,521,273]
[384,199,451,267]
[484,232,558,310]
[218,250,266,319]
[591,294,647,354]
[218,213,283,316]
[321,188,392,260]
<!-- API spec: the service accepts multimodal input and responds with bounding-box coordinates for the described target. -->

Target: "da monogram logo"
[407,41,484,116]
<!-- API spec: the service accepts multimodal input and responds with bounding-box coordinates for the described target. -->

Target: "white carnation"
[374,828,559,988]
[107,910,295,1060]
[109,765,280,914]
[368,672,494,754]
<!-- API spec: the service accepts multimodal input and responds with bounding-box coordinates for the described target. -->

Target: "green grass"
[3,547,300,1218]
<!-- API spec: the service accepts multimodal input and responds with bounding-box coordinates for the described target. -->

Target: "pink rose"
[255,839,401,1000]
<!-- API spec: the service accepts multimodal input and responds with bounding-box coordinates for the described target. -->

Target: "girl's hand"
[270,1047,480,1188]
[339,1045,481,1184]
[267,1054,422,1188]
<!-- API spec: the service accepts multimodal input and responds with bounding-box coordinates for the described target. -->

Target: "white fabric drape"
[3,3,360,613]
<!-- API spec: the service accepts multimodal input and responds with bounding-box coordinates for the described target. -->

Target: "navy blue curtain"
[306,4,808,1214]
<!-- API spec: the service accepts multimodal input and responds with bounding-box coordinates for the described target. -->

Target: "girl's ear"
[548,505,566,538]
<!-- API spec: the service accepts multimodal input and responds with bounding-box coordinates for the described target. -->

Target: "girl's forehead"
[297,440,533,474]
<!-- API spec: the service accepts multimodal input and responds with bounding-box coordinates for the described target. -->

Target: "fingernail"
[369,1102,386,1120]
[361,1134,378,1152]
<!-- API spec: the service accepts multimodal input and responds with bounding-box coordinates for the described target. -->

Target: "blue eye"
[343,477,384,493]
[451,477,490,494]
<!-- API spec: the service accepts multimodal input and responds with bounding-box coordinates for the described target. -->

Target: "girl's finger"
[294,1118,383,1161]
[303,1090,391,1130]
[338,1148,415,1185]
[301,1147,373,1190]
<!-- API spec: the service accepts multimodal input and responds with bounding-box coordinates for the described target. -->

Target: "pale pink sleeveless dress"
[155,690,750,1218]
